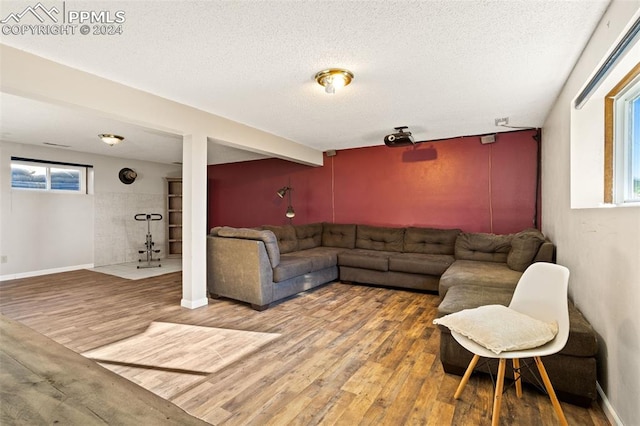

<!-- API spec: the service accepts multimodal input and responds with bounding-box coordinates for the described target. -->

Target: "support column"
[181,133,208,309]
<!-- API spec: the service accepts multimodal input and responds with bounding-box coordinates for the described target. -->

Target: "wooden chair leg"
[534,356,568,426]
[512,358,522,398]
[491,359,507,426]
[454,354,480,399]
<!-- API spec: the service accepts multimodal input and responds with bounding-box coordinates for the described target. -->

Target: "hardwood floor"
[1,315,209,426]
[0,270,609,425]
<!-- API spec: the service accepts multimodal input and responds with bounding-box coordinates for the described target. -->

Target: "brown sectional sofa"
[206,222,598,405]
[339,225,461,291]
[208,223,477,309]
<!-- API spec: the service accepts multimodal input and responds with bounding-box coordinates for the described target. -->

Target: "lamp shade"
[286,205,296,218]
[276,187,289,198]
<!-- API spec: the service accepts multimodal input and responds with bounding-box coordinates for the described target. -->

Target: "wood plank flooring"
[0,270,610,425]
[1,315,209,426]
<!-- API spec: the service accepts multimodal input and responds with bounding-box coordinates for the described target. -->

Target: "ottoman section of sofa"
[439,260,523,298]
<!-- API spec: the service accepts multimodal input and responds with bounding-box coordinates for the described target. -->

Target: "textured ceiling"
[0,93,268,165]
[0,0,610,164]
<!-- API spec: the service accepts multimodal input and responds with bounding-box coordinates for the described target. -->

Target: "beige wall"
[0,44,324,307]
[0,141,182,278]
[542,1,640,424]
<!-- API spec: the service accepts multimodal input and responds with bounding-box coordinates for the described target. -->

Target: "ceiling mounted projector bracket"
[384,126,415,147]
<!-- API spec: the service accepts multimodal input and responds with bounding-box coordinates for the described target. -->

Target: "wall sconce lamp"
[276,186,290,199]
[276,186,296,219]
[286,205,296,219]
[98,133,124,146]
[314,68,354,94]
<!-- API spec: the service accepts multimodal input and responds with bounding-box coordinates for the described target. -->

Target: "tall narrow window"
[604,63,640,204]
[625,93,640,201]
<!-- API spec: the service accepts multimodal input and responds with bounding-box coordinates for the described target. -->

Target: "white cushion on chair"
[433,305,558,354]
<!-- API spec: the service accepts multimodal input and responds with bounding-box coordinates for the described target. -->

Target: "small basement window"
[605,63,640,204]
[11,157,92,194]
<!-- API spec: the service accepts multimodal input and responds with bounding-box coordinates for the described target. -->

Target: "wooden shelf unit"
[166,178,182,258]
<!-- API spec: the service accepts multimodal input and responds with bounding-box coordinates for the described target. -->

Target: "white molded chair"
[451,262,570,426]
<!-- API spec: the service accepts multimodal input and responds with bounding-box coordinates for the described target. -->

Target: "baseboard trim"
[597,381,623,426]
[0,264,94,282]
[181,297,208,309]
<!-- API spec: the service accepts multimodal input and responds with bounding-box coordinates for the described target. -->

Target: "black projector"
[384,127,415,147]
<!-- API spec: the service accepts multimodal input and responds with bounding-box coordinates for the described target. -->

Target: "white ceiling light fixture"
[314,68,354,94]
[98,133,124,146]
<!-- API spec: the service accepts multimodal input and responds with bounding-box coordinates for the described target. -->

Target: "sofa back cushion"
[404,227,461,255]
[507,228,546,271]
[262,225,299,254]
[322,223,357,248]
[216,227,280,267]
[295,223,323,250]
[455,232,512,263]
[356,225,404,252]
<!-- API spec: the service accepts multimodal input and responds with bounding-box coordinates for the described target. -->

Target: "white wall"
[0,141,181,279]
[1,45,324,308]
[91,152,181,266]
[542,2,640,425]
[570,37,640,208]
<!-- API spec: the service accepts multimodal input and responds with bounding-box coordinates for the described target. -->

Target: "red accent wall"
[208,129,539,234]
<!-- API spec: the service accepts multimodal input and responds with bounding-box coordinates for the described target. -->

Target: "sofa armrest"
[207,236,274,307]
[533,241,555,263]
[216,227,280,267]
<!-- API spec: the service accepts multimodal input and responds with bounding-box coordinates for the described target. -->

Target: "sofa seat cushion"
[437,285,598,357]
[272,255,313,282]
[437,284,508,315]
[439,260,522,298]
[296,247,343,270]
[338,249,395,272]
[388,253,455,275]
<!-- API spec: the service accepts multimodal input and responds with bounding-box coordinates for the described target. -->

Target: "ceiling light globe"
[98,134,124,146]
[315,68,354,95]
[325,81,336,94]
[332,75,347,90]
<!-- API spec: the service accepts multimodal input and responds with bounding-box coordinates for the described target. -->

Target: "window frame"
[604,62,640,204]
[10,158,90,194]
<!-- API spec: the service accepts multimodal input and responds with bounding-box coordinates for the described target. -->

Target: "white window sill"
[598,202,640,208]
